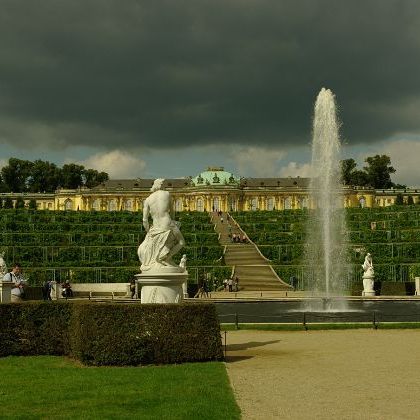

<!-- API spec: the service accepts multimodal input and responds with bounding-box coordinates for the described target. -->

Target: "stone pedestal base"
[362,275,375,297]
[135,271,188,304]
[0,281,13,303]
[415,277,420,296]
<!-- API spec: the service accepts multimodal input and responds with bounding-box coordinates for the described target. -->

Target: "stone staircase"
[212,212,292,291]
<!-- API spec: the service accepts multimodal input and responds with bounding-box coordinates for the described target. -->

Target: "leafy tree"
[407,195,414,205]
[60,164,85,189]
[83,169,109,188]
[3,197,13,208]
[27,160,61,193]
[395,193,404,205]
[0,173,7,193]
[341,155,400,189]
[1,158,33,192]
[340,159,357,185]
[363,155,396,189]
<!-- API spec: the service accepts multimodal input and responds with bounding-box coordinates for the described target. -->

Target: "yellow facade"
[1,168,419,211]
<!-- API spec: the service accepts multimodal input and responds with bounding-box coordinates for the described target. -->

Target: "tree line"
[0,158,109,193]
[341,154,404,189]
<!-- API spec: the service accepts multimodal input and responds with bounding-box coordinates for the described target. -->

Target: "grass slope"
[0,356,240,419]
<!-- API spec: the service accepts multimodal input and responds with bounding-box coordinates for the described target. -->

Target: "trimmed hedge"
[0,302,223,366]
[0,302,71,357]
[71,304,223,365]
[349,281,415,296]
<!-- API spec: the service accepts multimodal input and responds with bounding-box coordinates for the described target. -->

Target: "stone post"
[0,281,13,303]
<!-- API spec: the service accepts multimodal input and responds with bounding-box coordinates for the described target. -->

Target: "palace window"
[213,197,220,211]
[196,198,204,212]
[267,197,275,211]
[284,197,291,210]
[108,199,117,211]
[64,199,73,211]
[92,199,100,211]
[125,200,133,211]
[175,198,182,212]
[250,198,257,211]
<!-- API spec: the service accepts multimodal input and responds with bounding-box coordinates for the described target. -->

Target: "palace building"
[1,167,420,211]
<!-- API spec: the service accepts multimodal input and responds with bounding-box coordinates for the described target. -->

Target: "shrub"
[0,302,72,357]
[0,302,223,366]
[70,303,223,366]
[379,282,415,296]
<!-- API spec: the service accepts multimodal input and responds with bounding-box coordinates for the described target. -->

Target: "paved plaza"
[225,329,420,419]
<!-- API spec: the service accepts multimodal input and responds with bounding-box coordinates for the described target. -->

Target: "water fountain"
[304,88,350,310]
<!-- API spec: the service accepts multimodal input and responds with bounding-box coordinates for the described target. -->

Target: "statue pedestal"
[135,271,188,303]
[362,275,375,297]
[0,281,13,303]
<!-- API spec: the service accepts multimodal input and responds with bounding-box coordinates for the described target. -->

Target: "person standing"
[228,277,233,292]
[234,276,239,292]
[3,263,25,301]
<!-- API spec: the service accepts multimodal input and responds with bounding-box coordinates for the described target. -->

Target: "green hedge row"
[0,232,219,246]
[23,265,233,287]
[2,245,224,269]
[350,282,416,296]
[0,302,223,365]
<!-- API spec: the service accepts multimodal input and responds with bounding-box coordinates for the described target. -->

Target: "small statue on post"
[362,253,375,296]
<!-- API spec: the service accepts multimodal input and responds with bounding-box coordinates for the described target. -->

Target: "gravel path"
[225,329,420,419]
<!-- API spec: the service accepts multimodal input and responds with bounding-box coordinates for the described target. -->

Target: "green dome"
[192,167,240,186]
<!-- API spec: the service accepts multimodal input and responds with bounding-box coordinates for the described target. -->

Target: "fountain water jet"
[304,88,349,307]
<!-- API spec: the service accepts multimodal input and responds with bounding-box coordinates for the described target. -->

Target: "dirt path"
[225,329,420,419]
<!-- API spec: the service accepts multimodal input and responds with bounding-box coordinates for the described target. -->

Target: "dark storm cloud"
[0,0,420,149]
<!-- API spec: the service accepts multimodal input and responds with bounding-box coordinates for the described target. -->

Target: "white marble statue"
[0,252,7,278]
[138,178,185,272]
[179,254,187,272]
[362,253,375,296]
[362,253,374,277]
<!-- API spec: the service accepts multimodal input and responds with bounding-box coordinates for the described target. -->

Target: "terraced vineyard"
[233,206,420,290]
[0,210,230,286]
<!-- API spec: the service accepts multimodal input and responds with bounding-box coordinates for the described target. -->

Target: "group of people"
[230,233,247,243]
[42,280,73,300]
[194,279,210,298]
[224,276,239,292]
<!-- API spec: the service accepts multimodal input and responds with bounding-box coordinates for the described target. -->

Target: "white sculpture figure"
[179,254,188,298]
[138,179,185,272]
[0,252,7,278]
[362,253,375,296]
[179,254,187,272]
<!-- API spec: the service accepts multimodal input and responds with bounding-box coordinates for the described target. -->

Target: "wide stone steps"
[212,212,292,291]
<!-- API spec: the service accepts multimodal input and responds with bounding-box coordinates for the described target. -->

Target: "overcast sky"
[1,0,420,185]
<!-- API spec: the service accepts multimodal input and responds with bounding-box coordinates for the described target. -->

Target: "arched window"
[267,197,275,211]
[284,197,291,210]
[359,197,366,208]
[301,197,308,209]
[250,198,257,211]
[228,196,237,212]
[175,198,183,212]
[92,199,100,211]
[124,200,133,211]
[196,198,204,212]
[212,197,219,211]
[108,199,117,211]
[64,199,73,211]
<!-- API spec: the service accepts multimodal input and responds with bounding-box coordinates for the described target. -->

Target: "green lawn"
[0,356,240,419]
